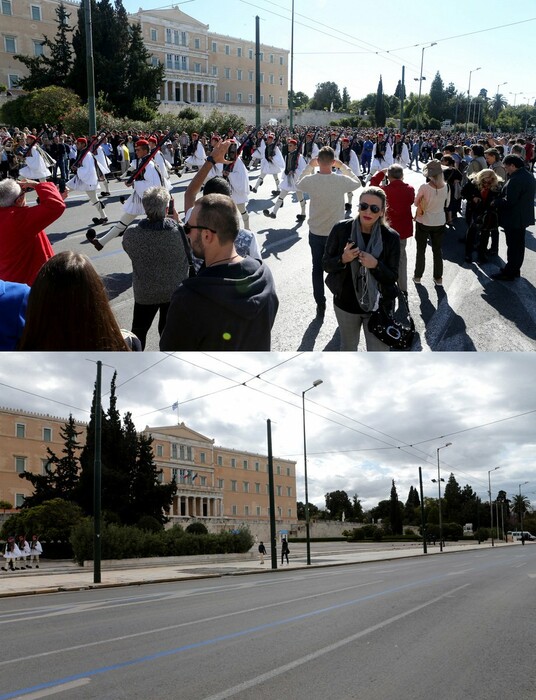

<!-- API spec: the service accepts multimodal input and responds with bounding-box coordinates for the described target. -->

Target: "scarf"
[350,216,383,313]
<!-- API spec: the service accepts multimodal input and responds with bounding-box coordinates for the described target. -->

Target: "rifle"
[125,130,175,187]
[22,130,46,158]
[71,135,99,172]
[223,128,257,175]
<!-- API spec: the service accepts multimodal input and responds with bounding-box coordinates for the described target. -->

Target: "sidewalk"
[0,540,520,598]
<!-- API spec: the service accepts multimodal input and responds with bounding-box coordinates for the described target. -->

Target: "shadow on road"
[102,272,132,300]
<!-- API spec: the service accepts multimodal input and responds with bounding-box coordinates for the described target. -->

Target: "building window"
[225,44,230,55]
[166,54,173,69]
[237,93,242,103]
[211,41,216,52]
[43,427,52,442]
[217,478,224,488]
[231,457,236,468]
[166,28,172,43]
[200,452,206,464]
[287,487,292,497]
[255,461,260,471]
[237,69,242,81]
[186,446,193,461]
[150,28,157,42]
[279,97,283,106]
[243,482,249,493]
[231,480,237,492]
[8,74,19,89]
[248,48,253,60]
[269,95,274,106]
[41,458,49,475]
[277,485,282,496]
[232,505,237,515]
[172,468,178,480]
[194,38,200,49]
[181,31,187,45]
[287,467,291,476]
[157,472,163,483]
[171,444,178,459]
[194,63,201,73]
[279,56,284,65]
[151,56,159,67]
[225,92,231,102]
[288,508,292,517]
[243,459,248,469]
[5,36,17,53]
[217,455,223,466]
[15,494,25,508]
[181,56,187,70]
[276,465,281,475]
[255,483,260,494]
[260,95,264,105]
[269,74,274,85]
[256,506,261,516]
[277,507,282,517]
[173,29,180,45]
[15,456,27,474]
[211,65,218,76]
[270,53,274,63]
[174,55,180,70]
[30,5,41,20]
[237,47,242,57]
[248,70,253,82]
[16,423,25,438]
[259,73,264,83]
[248,94,253,104]
[224,67,230,79]
[156,445,163,457]
[2,0,12,15]
[258,52,263,61]
[279,76,284,86]
[244,506,249,516]
[200,476,207,486]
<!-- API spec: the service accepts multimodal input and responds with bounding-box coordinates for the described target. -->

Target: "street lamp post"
[509,91,523,107]
[466,66,481,133]
[415,42,436,132]
[302,379,323,565]
[518,481,529,537]
[433,442,451,552]
[488,466,500,546]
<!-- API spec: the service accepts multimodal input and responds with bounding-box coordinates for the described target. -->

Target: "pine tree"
[19,415,82,508]
[429,71,447,121]
[389,479,403,535]
[375,76,386,127]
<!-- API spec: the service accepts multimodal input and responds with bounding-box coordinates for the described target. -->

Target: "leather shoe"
[491,271,516,281]
[296,214,306,221]
[263,209,276,219]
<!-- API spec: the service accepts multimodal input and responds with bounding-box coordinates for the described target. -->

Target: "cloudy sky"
[123,0,536,107]
[1,353,534,511]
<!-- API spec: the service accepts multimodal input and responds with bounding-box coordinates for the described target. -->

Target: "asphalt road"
[46,164,536,351]
[0,546,534,699]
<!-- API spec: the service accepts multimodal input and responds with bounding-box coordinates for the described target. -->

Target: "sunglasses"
[359,202,381,214]
[184,222,217,235]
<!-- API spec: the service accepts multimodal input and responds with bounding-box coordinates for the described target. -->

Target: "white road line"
[201,584,471,700]
[10,678,90,699]
[0,580,383,667]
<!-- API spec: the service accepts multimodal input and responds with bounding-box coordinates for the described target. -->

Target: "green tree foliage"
[1,498,84,541]
[325,490,353,520]
[310,81,342,111]
[389,480,403,535]
[351,493,364,521]
[288,90,310,109]
[186,522,209,535]
[296,501,319,520]
[374,75,386,127]
[77,373,176,525]
[19,415,82,509]
[443,473,462,522]
[394,80,406,101]
[341,87,350,111]
[14,1,74,90]
[428,71,447,120]
[25,87,81,129]
[404,485,420,524]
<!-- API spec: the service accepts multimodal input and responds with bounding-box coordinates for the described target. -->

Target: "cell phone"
[225,143,237,162]
[168,197,175,214]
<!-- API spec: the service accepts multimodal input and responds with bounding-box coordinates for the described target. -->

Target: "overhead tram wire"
[0,381,90,415]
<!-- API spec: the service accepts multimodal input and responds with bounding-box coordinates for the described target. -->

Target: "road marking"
[447,568,475,575]
[200,584,471,700]
[8,679,90,699]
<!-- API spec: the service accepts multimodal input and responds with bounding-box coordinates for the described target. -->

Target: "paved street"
[0,542,534,699]
[45,164,536,351]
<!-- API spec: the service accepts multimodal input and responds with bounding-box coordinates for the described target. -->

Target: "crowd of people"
[0,121,535,351]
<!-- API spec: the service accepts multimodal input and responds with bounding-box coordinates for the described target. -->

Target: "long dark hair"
[18,251,129,351]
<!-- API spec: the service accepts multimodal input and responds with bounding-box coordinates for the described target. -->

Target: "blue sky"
[123,0,536,105]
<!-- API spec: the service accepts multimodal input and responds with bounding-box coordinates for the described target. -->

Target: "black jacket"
[322,219,400,306]
[495,167,536,230]
[160,257,279,351]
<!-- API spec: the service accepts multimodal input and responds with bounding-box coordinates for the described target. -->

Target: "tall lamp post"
[432,442,451,552]
[494,81,507,127]
[488,466,500,546]
[518,481,529,536]
[302,379,323,565]
[415,42,436,132]
[465,66,481,133]
[509,91,523,107]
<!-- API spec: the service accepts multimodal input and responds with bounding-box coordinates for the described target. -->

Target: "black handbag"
[367,287,415,350]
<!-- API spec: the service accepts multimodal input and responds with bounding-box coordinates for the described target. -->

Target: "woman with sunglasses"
[322,186,400,351]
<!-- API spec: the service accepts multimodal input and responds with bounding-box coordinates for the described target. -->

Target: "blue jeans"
[308,232,328,305]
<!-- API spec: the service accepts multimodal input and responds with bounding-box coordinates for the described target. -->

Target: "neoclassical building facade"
[0,408,297,527]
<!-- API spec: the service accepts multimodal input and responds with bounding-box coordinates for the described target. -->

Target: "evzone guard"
[263,138,307,221]
[66,136,108,224]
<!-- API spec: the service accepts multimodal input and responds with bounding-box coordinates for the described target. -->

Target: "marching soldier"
[338,136,362,212]
[250,132,284,194]
[263,138,307,221]
[370,132,393,175]
[66,137,107,225]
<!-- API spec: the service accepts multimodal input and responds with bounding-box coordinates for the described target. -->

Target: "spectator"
[122,186,190,349]
[322,186,400,351]
[370,165,415,294]
[0,279,30,350]
[0,178,65,285]
[160,194,278,351]
[413,160,449,287]
[18,251,134,350]
[461,168,503,262]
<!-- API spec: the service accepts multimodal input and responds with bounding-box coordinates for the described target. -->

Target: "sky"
[123,0,536,106]
[1,352,534,513]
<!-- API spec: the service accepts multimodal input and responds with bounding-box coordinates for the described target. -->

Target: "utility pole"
[419,467,427,554]
[399,66,405,132]
[83,0,97,135]
[266,419,277,569]
[255,17,261,128]
[93,360,102,583]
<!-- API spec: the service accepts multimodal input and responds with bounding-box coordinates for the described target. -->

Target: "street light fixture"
[432,442,451,552]
[466,66,481,133]
[302,379,323,565]
[509,91,523,107]
[488,466,500,546]
[518,481,529,538]
[415,42,437,132]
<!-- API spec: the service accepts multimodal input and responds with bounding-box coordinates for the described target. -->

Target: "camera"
[225,143,237,162]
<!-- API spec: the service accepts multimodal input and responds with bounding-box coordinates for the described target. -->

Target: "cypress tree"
[375,75,386,127]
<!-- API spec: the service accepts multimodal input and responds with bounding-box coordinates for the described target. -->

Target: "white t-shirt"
[415,183,448,227]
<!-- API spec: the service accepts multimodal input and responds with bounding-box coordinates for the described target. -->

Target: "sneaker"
[434,278,443,286]
[412,276,422,284]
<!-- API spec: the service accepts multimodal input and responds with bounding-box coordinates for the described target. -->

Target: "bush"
[178,106,199,120]
[186,522,208,535]
[372,529,384,542]
[1,94,29,127]
[475,527,489,542]
[136,515,163,533]
[130,97,157,122]
[1,498,84,543]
